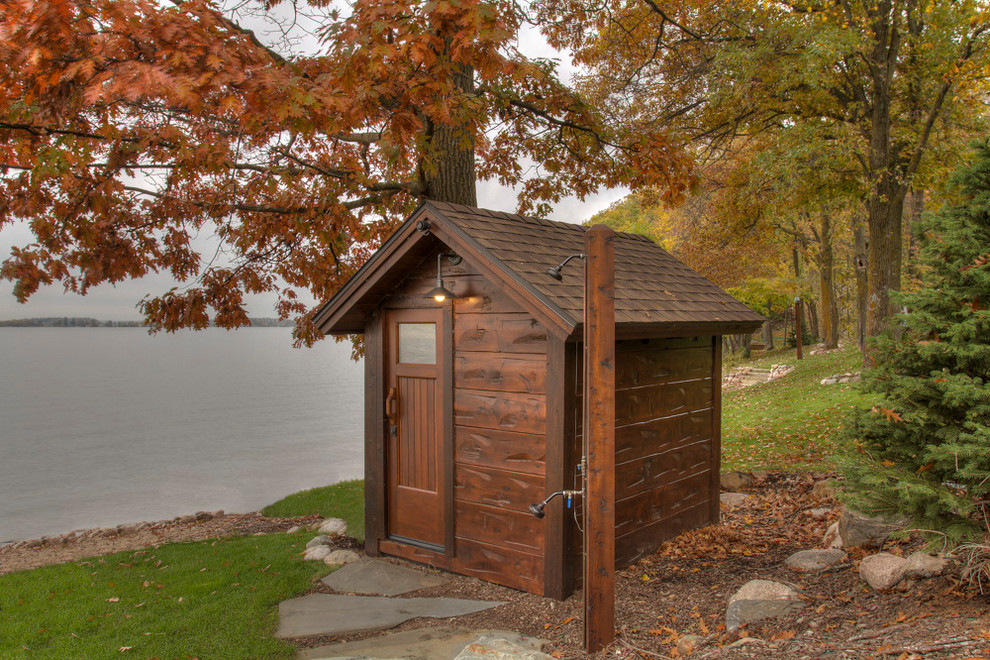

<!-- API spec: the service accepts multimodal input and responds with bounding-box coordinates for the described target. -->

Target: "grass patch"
[721,343,876,472]
[0,533,326,659]
[262,479,364,540]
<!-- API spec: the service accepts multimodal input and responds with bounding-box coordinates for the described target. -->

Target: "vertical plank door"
[385,308,445,549]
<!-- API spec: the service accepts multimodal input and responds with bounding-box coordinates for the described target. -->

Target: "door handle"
[385,386,397,422]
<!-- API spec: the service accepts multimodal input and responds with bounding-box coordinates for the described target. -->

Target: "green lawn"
[1,480,366,659]
[721,343,875,472]
[262,479,365,541]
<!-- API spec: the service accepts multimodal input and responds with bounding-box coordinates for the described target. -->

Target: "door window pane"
[398,323,436,364]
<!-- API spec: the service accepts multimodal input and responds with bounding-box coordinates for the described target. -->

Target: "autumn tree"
[539,0,990,337]
[0,0,690,341]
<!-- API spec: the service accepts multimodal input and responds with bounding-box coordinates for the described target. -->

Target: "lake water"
[0,328,364,543]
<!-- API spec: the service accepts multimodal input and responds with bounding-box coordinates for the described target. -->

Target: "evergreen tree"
[841,141,990,545]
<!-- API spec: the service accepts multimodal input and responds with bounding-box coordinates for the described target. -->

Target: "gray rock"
[277,594,505,638]
[720,492,751,508]
[839,509,902,548]
[318,517,348,536]
[823,521,842,549]
[677,634,706,656]
[324,549,361,566]
[304,546,333,562]
[454,633,554,659]
[285,525,302,534]
[785,549,847,573]
[306,535,332,549]
[726,580,805,632]
[720,472,754,491]
[809,507,831,520]
[297,628,548,660]
[859,552,907,590]
[903,551,948,579]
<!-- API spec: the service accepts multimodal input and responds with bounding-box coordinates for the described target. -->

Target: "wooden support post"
[583,225,616,653]
[795,298,803,360]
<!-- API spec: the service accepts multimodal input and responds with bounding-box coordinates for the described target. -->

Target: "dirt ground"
[3,474,988,659]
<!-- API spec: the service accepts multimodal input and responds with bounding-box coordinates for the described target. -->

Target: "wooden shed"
[314,201,763,598]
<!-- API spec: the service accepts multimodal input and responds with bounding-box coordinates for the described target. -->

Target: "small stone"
[318,518,348,536]
[720,472,754,491]
[286,525,302,534]
[677,634,706,655]
[823,522,843,549]
[839,509,902,548]
[305,535,332,549]
[785,549,847,573]
[24,539,42,549]
[308,521,323,531]
[720,492,751,508]
[812,480,835,499]
[903,551,947,579]
[195,511,212,521]
[808,507,831,520]
[726,579,805,632]
[323,549,361,566]
[860,552,907,590]
[177,514,196,524]
[304,546,333,562]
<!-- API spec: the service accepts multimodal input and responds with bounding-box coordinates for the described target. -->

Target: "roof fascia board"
[314,204,431,333]
[423,203,577,340]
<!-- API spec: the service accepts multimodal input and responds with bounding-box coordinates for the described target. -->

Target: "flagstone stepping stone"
[454,632,554,659]
[785,548,847,573]
[277,594,504,638]
[297,627,549,660]
[322,558,446,596]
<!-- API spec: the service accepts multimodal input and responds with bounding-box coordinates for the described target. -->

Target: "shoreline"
[0,509,320,575]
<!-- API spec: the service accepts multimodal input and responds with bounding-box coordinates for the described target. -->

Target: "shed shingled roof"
[314,201,763,336]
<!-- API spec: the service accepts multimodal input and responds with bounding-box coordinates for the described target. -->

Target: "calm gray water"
[0,328,363,542]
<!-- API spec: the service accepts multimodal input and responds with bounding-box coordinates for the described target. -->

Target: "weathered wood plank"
[710,337,722,525]
[615,346,712,389]
[452,538,544,594]
[614,470,711,539]
[455,352,546,394]
[544,335,565,598]
[364,310,384,556]
[454,313,548,354]
[455,500,545,554]
[454,464,544,513]
[615,499,713,568]
[453,426,545,474]
[614,411,713,464]
[614,440,714,502]
[614,380,714,426]
[454,389,547,435]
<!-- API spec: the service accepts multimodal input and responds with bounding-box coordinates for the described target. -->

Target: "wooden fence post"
[584,225,616,653]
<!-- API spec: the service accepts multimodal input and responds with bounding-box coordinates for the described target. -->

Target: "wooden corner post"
[584,225,616,653]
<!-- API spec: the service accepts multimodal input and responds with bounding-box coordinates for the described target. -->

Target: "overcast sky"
[0,14,627,321]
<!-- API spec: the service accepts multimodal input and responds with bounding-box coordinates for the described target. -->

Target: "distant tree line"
[0,317,293,328]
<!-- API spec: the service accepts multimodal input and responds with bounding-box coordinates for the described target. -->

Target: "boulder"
[720,492,751,508]
[318,518,348,536]
[785,549,847,573]
[323,549,361,567]
[676,634,706,656]
[726,580,805,632]
[903,552,948,579]
[823,521,842,549]
[839,509,901,548]
[304,546,333,562]
[859,553,907,590]
[306,535,332,549]
[720,472,754,491]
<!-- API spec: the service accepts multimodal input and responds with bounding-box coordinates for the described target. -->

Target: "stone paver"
[297,627,549,660]
[322,558,446,596]
[277,594,504,638]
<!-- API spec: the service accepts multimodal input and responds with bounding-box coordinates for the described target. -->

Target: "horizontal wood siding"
[613,337,716,568]
[447,256,547,592]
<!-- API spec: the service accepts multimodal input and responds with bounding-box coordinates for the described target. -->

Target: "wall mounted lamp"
[545,253,586,281]
[424,252,462,302]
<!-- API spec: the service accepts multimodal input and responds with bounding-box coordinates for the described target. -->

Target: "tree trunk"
[763,317,774,350]
[818,212,840,349]
[904,188,924,285]
[866,183,906,336]
[422,63,477,206]
[854,221,869,352]
[806,300,819,343]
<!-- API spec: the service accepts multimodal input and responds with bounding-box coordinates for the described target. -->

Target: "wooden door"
[385,308,445,549]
